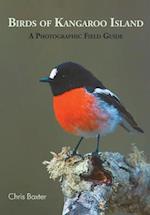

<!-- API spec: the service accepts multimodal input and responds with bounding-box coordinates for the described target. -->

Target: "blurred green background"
[0,0,149,214]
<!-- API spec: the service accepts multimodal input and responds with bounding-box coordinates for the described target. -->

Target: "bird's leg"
[96,134,100,153]
[72,137,84,155]
[92,134,100,156]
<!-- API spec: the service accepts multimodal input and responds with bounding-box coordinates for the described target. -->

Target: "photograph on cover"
[0,0,149,215]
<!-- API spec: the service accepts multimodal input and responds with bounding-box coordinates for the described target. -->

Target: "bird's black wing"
[86,87,144,133]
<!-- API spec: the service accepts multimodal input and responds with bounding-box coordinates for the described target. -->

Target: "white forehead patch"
[49,68,58,79]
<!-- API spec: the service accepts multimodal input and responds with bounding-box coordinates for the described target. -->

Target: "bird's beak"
[39,76,51,83]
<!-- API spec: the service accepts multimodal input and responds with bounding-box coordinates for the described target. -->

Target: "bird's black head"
[40,62,105,96]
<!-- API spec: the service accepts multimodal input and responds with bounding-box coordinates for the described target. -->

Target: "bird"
[40,62,143,155]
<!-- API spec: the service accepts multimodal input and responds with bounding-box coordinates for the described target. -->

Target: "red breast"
[53,88,109,135]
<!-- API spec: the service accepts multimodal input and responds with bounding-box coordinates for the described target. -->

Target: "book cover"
[1,1,149,214]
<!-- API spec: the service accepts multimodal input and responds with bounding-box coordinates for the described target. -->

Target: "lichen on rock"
[43,145,150,215]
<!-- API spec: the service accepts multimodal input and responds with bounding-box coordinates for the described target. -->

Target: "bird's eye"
[49,68,58,79]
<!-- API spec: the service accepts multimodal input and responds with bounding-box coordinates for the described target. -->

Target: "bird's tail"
[120,118,144,133]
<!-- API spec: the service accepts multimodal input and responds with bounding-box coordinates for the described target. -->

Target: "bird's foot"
[92,150,100,157]
[71,150,84,159]
[64,149,84,161]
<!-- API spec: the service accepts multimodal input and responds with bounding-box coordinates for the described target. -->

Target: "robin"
[40,62,143,154]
